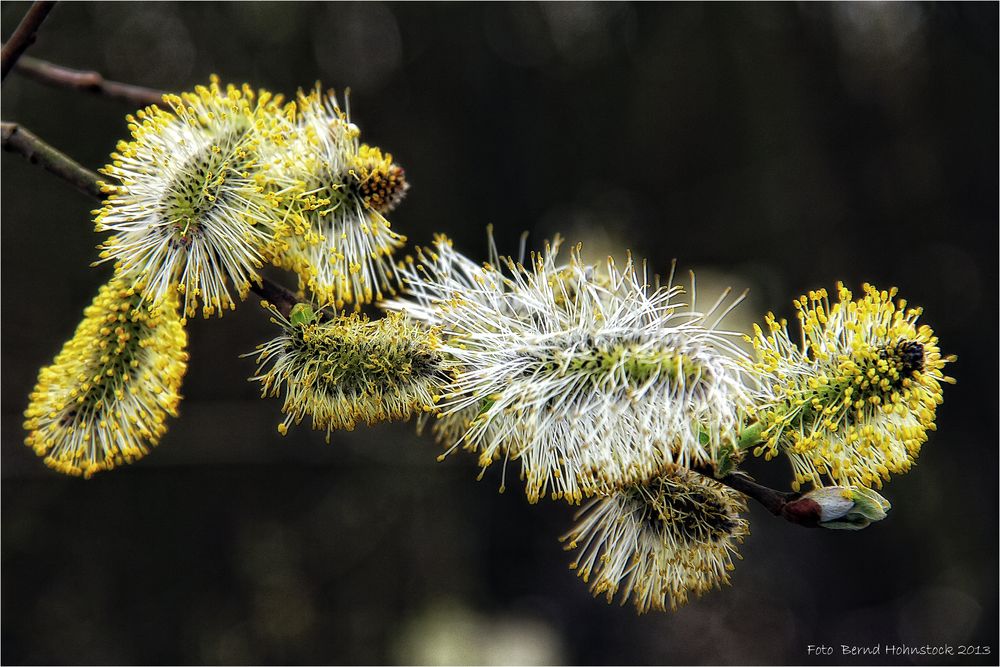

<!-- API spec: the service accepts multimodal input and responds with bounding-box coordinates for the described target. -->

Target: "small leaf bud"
[785,486,891,530]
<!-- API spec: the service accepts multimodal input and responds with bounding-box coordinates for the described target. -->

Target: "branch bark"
[1,120,301,317]
[716,471,800,517]
[14,54,164,107]
[249,277,303,318]
[690,464,815,527]
[2,121,104,199]
[0,1,56,81]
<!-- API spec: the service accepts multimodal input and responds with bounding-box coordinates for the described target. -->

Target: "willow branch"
[249,277,302,318]
[4,58,811,522]
[715,472,798,516]
[14,54,164,107]
[0,1,56,81]
[0,120,301,317]
[690,465,817,527]
[2,121,104,199]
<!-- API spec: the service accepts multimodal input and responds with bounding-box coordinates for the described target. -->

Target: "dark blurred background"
[2,2,997,665]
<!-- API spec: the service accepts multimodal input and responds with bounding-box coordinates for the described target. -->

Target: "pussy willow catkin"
[258,87,409,309]
[746,283,955,490]
[95,79,410,318]
[95,77,289,319]
[23,276,188,477]
[563,464,749,613]
[386,234,755,503]
[251,305,447,440]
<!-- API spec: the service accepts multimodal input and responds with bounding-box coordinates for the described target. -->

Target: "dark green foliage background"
[2,2,997,664]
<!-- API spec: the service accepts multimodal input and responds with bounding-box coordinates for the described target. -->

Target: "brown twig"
[717,472,800,517]
[14,54,164,107]
[2,121,104,199]
[0,120,301,317]
[249,277,302,319]
[690,464,817,527]
[0,1,56,81]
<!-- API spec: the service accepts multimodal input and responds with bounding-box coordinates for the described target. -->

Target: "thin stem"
[690,464,815,527]
[249,278,302,319]
[1,120,301,317]
[2,121,104,199]
[14,54,164,107]
[0,1,56,81]
[715,472,798,516]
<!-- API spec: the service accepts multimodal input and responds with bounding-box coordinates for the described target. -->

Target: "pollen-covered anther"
[350,146,410,214]
[887,339,925,377]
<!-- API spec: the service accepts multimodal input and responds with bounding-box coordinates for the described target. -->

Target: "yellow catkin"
[563,465,749,613]
[23,276,188,477]
[251,306,447,440]
[257,87,409,309]
[746,282,955,490]
[95,76,289,319]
